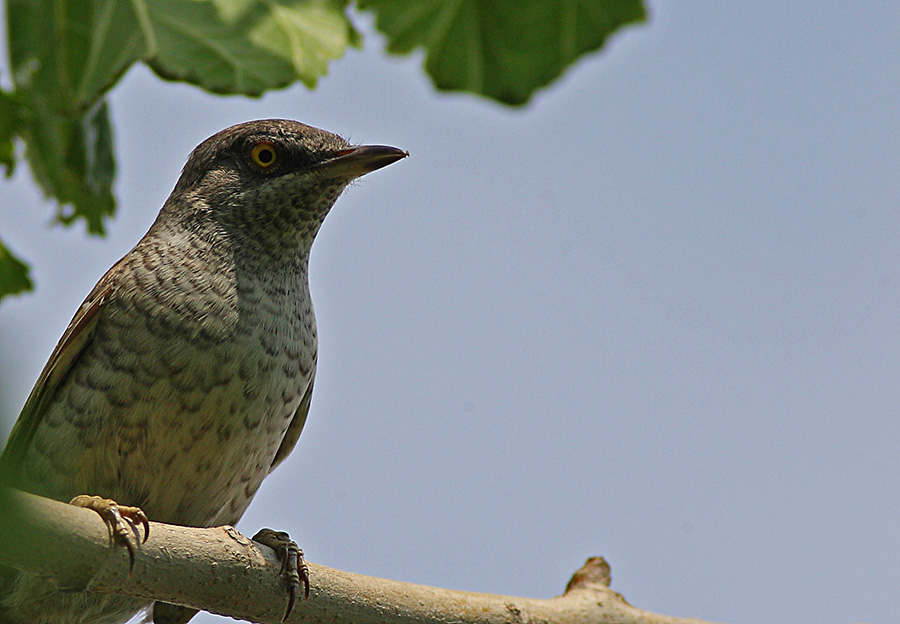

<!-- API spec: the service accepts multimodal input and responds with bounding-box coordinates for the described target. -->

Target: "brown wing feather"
[269,372,315,475]
[0,282,112,481]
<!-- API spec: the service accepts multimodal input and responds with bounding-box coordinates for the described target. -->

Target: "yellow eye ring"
[250,141,278,168]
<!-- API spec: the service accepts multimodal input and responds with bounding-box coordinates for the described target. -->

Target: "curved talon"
[281,541,309,620]
[132,508,150,544]
[285,585,296,624]
[69,495,149,571]
[253,528,310,622]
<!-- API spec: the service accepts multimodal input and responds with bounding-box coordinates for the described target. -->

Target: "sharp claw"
[253,528,309,621]
[69,495,148,572]
[137,512,150,543]
[283,583,296,623]
[125,539,135,571]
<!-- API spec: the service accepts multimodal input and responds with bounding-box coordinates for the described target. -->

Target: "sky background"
[1,2,898,624]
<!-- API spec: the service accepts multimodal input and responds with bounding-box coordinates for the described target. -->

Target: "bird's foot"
[69,494,149,570]
[252,528,309,622]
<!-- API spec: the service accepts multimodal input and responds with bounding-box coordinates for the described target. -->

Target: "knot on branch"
[565,556,612,594]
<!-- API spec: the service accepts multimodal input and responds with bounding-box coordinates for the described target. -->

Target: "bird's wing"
[268,371,315,475]
[0,281,112,481]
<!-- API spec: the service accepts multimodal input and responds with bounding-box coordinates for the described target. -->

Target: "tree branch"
[0,487,721,624]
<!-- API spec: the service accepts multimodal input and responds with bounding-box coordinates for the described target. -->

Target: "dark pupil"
[257,148,274,164]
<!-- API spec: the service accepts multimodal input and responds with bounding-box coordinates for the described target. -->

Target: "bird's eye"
[250,141,278,169]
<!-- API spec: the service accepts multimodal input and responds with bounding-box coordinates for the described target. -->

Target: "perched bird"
[0,119,407,624]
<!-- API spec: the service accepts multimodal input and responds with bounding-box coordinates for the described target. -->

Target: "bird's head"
[159,119,407,256]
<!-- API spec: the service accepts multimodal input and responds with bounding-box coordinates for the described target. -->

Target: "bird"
[0,119,407,624]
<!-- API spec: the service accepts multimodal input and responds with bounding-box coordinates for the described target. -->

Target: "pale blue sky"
[1,3,898,623]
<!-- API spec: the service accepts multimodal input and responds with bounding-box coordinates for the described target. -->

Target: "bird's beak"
[312,145,408,180]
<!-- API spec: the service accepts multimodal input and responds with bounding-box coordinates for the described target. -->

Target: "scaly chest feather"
[16,263,316,528]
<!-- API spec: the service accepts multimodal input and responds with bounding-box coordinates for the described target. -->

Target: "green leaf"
[6,0,357,106]
[7,0,147,115]
[147,0,360,94]
[359,0,647,105]
[16,99,116,235]
[0,238,33,301]
[6,0,142,233]
[0,89,20,176]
